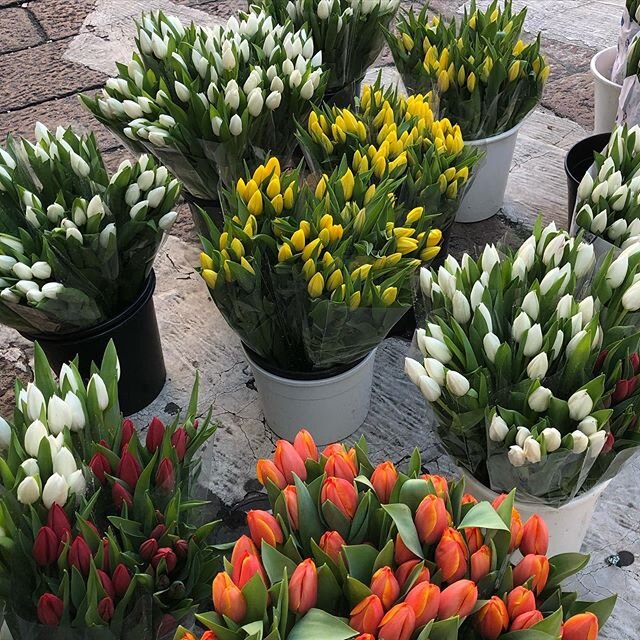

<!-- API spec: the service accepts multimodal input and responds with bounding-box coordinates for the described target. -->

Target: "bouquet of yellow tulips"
[197,156,442,372]
[297,79,481,243]
[386,0,549,140]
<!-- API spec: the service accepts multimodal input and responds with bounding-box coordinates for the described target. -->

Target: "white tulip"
[608,219,628,241]
[523,437,542,463]
[53,447,77,479]
[521,291,539,320]
[489,415,509,442]
[420,268,432,297]
[470,281,484,310]
[68,469,86,496]
[20,458,39,476]
[445,370,470,397]
[542,234,565,266]
[571,430,589,453]
[524,324,543,357]
[512,311,531,342]
[578,416,598,436]
[69,151,90,178]
[65,227,83,244]
[174,81,191,102]
[125,184,140,207]
[588,430,607,458]
[537,223,557,254]
[611,185,629,211]
[129,200,148,221]
[424,358,446,385]
[542,427,562,452]
[224,86,240,110]
[508,445,526,467]
[159,211,178,231]
[12,262,32,281]
[437,266,456,299]
[443,255,459,274]
[147,186,166,209]
[516,236,536,268]
[123,99,143,119]
[477,303,493,332]
[452,290,471,323]
[16,280,39,295]
[591,181,608,202]
[570,312,584,338]
[422,337,452,363]
[31,262,51,280]
[606,255,628,289]
[42,473,68,509]
[516,426,531,447]
[229,114,243,136]
[607,170,623,193]
[0,416,8,450]
[317,0,330,19]
[578,296,595,324]
[300,79,315,100]
[59,363,79,392]
[527,352,548,379]
[41,282,63,299]
[599,156,615,180]
[247,88,264,117]
[528,386,552,412]
[511,257,527,282]
[47,395,72,435]
[65,392,85,432]
[404,357,427,385]
[568,389,593,420]
[556,294,574,320]
[427,323,445,342]
[26,383,46,423]
[539,267,560,295]
[47,433,63,453]
[481,244,500,274]
[483,332,501,363]
[622,280,640,311]
[88,374,109,411]
[576,203,593,227]
[418,375,441,402]
[577,171,594,200]
[480,271,490,286]
[17,476,40,505]
[591,210,608,234]
[0,256,16,273]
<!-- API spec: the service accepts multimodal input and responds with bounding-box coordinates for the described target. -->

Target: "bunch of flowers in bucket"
[385,0,548,140]
[256,0,399,104]
[0,125,180,335]
[197,156,443,372]
[574,125,640,247]
[173,429,615,640]
[406,220,640,504]
[0,343,220,639]
[82,10,326,202]
[297,79,481,243]
[611,0,640,85]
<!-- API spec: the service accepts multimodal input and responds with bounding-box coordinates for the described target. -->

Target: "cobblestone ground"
[1,0,639,635]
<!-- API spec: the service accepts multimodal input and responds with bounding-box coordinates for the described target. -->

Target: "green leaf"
[342,545,379,584]
[261,541,298,585]
[428,616,460,640]
[287,608,357,640]
[500,631,557,639]
[294,475,324,548]
[531,607,562,634]
[398,479,433,512]
[569,594,617,627]
[242,573,269,623]
[546,553,590,590]
[458,502,510,531]
[33,343,57,399]
[381,503,424,559]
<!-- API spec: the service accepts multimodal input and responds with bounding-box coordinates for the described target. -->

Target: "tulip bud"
[415,493,448,544]
[213,572,247,623]
[350,595,385,634]
[422,337,453,363]
[146,416,165,453]
[289,559,318,615]
[97,569,115,601]
[89,451,111,484]
[117,450,142,488]
[47,395,72,435]
[319,530,345,565]
[526,352,548,380]
[112,563,132,599]
[523,437,542,463]
[571,430,589,454]
[606,254,628,289]
[622,280,640,311]
[577,171,593,200]
[395,559,430,588]
[274,440,307,483]
[405,357,427,386]
[568,389,593,421]
[371,461,398,503]
[24,419,48,457]
[325,450,358,482]
[171,427,188,462]
[26,383,45,422]
[152,547,178,573]
[520,514,549,557]
[512,311,531,342]
[293,429,318,462]
[64,392,85,432]
[435,527,469,583]
[474,596,509,640]
[561,612,599,640]
[247,510,284,548]
[256,458,287,489]
[445,370,470,397]
[452,290,471,323]
[506,586,537,620]
[42,473,68,509]
[438,580,478,620]
[523,323,543,357]
[232,549,267,589]
[483,333,501,363]
[470,544,491,582]
[406,582,440,626]
[513,554,550,594]
[282,484,300,529]
[481,244,500,274]
[155,458,175,493]
[17,476,40,505]
[88,374,109,411]
[528,386,552,412]
[370,566,400,610]
[112,482,133,510]
[34,526,59,566]
[588,430,607,458]
[489,414,509,441]
[37,593,64,626]
[52,446,77,480]
[69,536,92,576]
[378,603,416,640]
[509,610,544,630]
[541,427,562,453]
[120,418,134,451]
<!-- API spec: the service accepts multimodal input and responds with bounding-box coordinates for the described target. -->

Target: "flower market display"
[257,0,400,103]
[0,342,220,639]
[406,220,640,509]
[82,10,326,203]
[173,429,615,640]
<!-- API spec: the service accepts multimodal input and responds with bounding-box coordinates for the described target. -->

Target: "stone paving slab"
[28,0,98,40]
[0,7,44,53]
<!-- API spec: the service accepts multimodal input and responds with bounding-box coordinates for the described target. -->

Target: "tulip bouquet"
[385,0,549,140]
[611,0,640,85]
[297,80,481,236]
[173,429,615,640]
[406,221,640,502]
[574,125,640,247]
[257,0,400,101]
[82,10,326,202]
[0,124,180,335]
[198,156,443,371]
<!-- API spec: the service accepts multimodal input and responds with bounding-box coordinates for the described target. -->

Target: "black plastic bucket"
[324,78,364,109]
[565,132,610,228]
[22,272,165,416]
[183,191,224,239]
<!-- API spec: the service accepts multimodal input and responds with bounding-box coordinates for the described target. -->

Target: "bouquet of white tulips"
[82,10,326,202]
[574,125,640,247]
[0,125,180,335]
[257,0,399,102]
[405,220,640,503]
[611,0,640,85]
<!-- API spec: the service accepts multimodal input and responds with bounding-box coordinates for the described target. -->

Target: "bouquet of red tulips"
[173,429,615,640]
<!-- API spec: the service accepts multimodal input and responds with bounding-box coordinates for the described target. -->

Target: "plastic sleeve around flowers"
[611,8,640,85]
[616,75,640,127]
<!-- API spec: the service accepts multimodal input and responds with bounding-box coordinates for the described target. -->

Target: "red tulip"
[435,527,469,583]
[201,632,219,640]
[256,459,287,489]
[462,493,478,506]
[473,596,509,640]
[378,603,416,640]
[101,538,110,572]
[152,547,177,573]
[631,352,640,374]
[69,536,92,576]
[112,563,131,599]
[174,539,189,560]
[98,596,114,622]
[320,477,358,519]
[232,551,267,589]
[513,554,550,595]
[464,526,484,554]
[112,483,133,510]
[97,569,115,600]
[171,427,188,461]
[371,461,398,503]
[438,580,478,620]
[594,349,608,372]
[283,485,300,529]
[37,593,64,626]
[212,572,247,624]
[34,526,58,567]
[120,418,135,451]
[89,452,111,485]
[395,560,430,589]
[289,559,318,615]
[350,595,384,634]
[405,582,440,626]
[520,514,549,556]
[247,510,284,548]
[395,534,418,564]
[150,524,167,540]
[117,450,142,489]
[47,504,72,542]
[274,440,307,483]
[506,586,536,620]
[510,610,544,630]
[602,431,615,454]
[146,416,165,453]
[231,535,259,568]
[415,494,448,544]
[562,613,599,640]
[319,530,346,565]
[140,538,159,561]
[421,474,449,499]
[370,566,400,610]
[324,450,358,482]
[613,378,631,402]
[293,429,318,461]
[155,458,175,493]
[470,544,492,582]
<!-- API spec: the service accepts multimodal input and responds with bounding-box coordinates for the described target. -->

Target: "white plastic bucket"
[591,46,623,134]
[245,348,377,443]
[455,120,525,223]
[462,472,611,556]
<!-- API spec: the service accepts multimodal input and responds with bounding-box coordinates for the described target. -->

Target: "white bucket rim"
[244,347,377,388]
[464,116,529,147]
[591,46,623,90]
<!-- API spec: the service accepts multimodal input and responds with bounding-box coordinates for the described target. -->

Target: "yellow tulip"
[508,60,521,82]
[302,237,323,262]
[202,269,217,288]
[406,207,424,225]
[373,256,387,270]
[219,232,229,250]
[397,237,419,255]
[223,261,233,282]
[332,284,346,302]
[381,287,398,305]
[330,224,344,242]
[437,174,448,193]
[322,251,334,267]
[446,181,459,199]
[265,156,280,178]
[427,229,442,247]
[393,227,416,238]
[278,243,293,262]
[361,86,371,110]
[271,194,284,214]
[437,70,450,93]
[439,48,449,71]
[422,35,431,54]
[457,66,466,86]
[349,291,361,310]
[444,167,457,182]
[308,272,324,298]
[331,123,347,143]
[353,209,366,233]
[363,184,376,205]
[340,169,355,200]
[420,246,441,262]
[283,186,295,209]
[302,258,316,280]
[320,213,333,229]
[231,237,245,259]
[247,190,263,217]
[240,257,255,275]
[236,178,247,201]
[220,249,231,261]
[388,153,407,173]
[253,165,265,186]
[482,56,494,79]
[490,8,499,22]
[468,12,477,29]
[539,65,550,82]
[245,179,258,202]
[513,39,526,56]
[352,263,372,280]
[318,228,331,246]
[385,252,402,266]
[200,252,214,270]
[300,220,311,238]
[291,229,306,252]
[327,269,343,291]
[266,177,281,199]
[243,215,257,236]
[402,33,414,51]
[373,155,386,178]
[467,72,477,92]
[456,166,469,182]
[357,121,367,141]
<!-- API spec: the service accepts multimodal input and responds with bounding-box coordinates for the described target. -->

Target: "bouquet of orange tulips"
[174,429,615,640]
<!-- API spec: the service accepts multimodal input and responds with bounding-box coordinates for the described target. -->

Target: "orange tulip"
[561,613,599,640]
[247,510,284,548]
[212,572,247,623]
[274,440,307,483]
[473,596,509,640]
[319,530,346,565]
[354,636,375,640]
[506,586,536,620]
[230,535,258,568]
[256,459,286,489]
[350,595,385,634]
[325,450,358,482]
[470,544,492,582]
[378,603,416,640]
[180,633,197,640]
[438,580,478,620]
[231,551,267,589]
[464,526,484,554]
[492,494,523,552]
[322,443,345,457]
[293,429,318,461]
[370,566,401,610]
[395,534,418,564]
[435,527,469,583]
[520,514,549,556]
[510,610,544,630]
[513,554,550,595]
[321,477,358,519]
[462,493,478,506]
[201,633,218,640]
[289,559,318,615]
[415,494,448,544]
[421,474,449,498]
[405,581,440,626]
[283,485,299,530]
[371,461,398,503]
[395,560,430,588]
